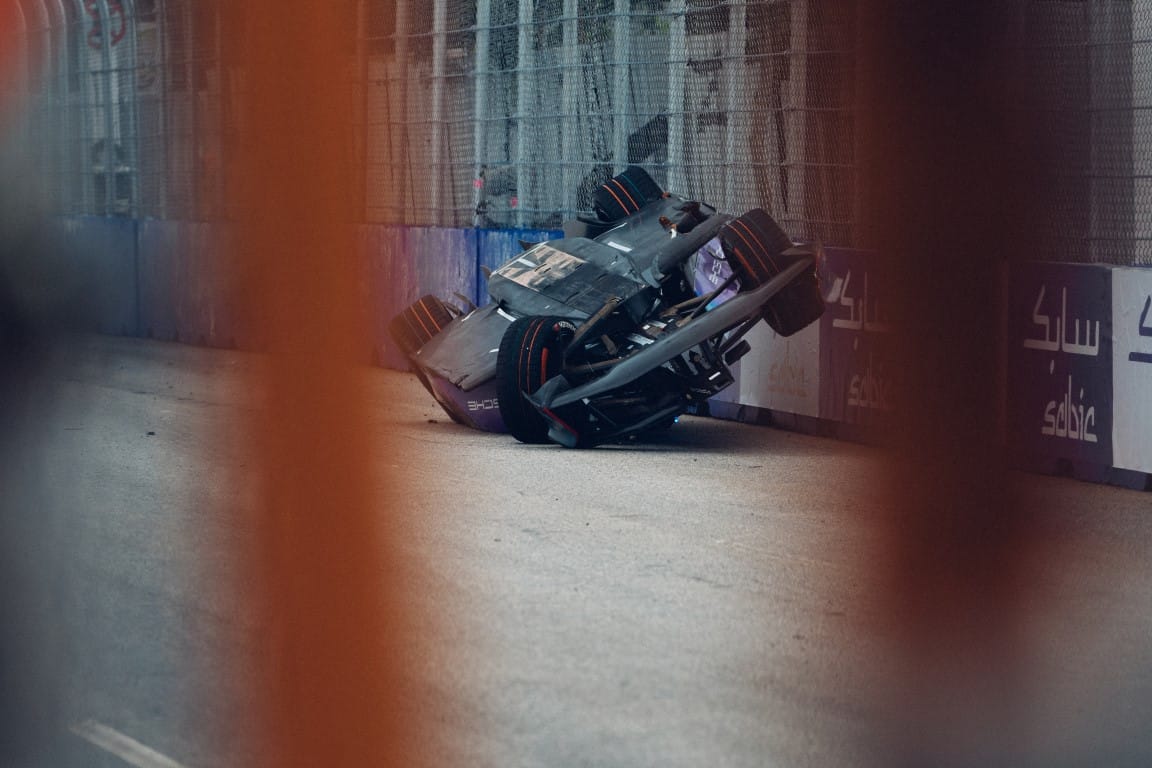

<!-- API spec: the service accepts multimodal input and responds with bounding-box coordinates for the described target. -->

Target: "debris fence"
[7,0,1152,264]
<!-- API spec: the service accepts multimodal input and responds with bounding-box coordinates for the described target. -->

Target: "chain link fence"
[7,0,1152,264]
[363,0,858,246]
[1005,1,1152,265]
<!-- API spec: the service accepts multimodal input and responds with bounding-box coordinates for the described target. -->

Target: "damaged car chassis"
[389,166,827,448]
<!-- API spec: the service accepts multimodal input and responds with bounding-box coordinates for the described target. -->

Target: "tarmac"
[2,334,1150,767]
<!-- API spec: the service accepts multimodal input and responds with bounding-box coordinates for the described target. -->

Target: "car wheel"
[592,165,664,222]
[720,208,794,290]
[497,316,573,444]
[721,211,825,336]
[388,294,454,358]
[388,295,466,423]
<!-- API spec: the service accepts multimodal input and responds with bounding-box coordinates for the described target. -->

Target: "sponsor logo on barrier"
[831,269,892,334]
[85,0,127,49]
[819,249,895,426]
[1008,263,1112,470]
[1022,284,1101,357]
[1128,295,1152,365]
[1023,283,1104,444]
[846,351,894,412]
[767,358,810,400]
[1112,271,1152,473]
[727,316,820,417]
[1041,368,1098,443]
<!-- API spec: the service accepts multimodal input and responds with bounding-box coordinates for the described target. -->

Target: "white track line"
[69,720,188,768]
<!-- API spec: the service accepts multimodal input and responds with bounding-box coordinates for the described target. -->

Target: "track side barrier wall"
[712,251,1152,491]
[363,225,478,369]
[476,228,563,303]
[52,218,1151,489]
[137,221,239,348]
[56,216,140,337]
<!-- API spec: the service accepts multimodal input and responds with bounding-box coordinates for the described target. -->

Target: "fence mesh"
[7,0,1152,265]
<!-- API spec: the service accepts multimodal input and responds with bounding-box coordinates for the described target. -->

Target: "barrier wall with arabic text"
[713,252,1151,491]
[52,215,1151,489]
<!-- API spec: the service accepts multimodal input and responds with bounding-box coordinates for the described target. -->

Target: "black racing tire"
[388,294,454,358]
[592,165,664,222]
[496,316,573,444]
[762,273,826,337]
[720,209,795,291]
[388,295,466,424]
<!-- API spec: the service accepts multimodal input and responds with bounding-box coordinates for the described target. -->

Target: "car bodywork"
[390,167,826,447]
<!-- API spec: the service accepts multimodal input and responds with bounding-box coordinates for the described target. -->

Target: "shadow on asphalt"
[404,407,866,459]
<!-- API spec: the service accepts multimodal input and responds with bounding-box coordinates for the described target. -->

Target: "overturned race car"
[389,167,826,448]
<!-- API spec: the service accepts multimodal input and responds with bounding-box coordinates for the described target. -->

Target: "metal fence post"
[153,0,168,218]
[785,0,807,232]
[68,0,89,212]
[94,0,116,216]
[395,0,409,222]
[611,0,629,171]
[515,0,533,228]
[431,0,447,221]
[23,0,49,190]
[561,0,578,213]
[9,1,27,123]
[472,0,491,227]
[122,0,139,218]
[722,0,747,214]
[666,0,686,193]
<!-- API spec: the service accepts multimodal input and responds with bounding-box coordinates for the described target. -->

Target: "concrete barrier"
[363,225,478,369]
[137,220,238,348]
[1007,262,1114,483]
[55,216,140,336]
[711,253,1150,490]
[1112,267,1152,486]
[51,214,1151,489]
[710,247,890,443]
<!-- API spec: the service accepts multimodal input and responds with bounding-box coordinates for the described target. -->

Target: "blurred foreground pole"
[1,5,53,766]
[225,3,420,766]
[857,3,1037,764]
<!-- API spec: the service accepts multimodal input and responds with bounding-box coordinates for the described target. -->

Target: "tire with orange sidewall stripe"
[389,295,464,421]
[496,316,573,444]
[592,166,665,222]
[719,209,794,291]
[389,294,454,358]
[721,210,825,337]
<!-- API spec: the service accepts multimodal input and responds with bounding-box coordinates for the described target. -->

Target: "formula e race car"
[388,166,826,448]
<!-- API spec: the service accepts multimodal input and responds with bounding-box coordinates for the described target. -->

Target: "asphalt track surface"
[4,335,1151,767]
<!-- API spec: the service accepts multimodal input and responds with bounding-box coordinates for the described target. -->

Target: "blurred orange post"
[1,2,26,115]
[224,2,420,766]
[855,3,1040,763]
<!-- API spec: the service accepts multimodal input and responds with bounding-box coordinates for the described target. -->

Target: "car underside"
[389,166,827,448]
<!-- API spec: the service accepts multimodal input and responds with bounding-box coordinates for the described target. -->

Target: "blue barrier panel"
[408,226,478,306]
[363,225,478,369]
[55,216,139,336]
[1008,262,1113,481]
[362,225,407,369]
[136,220,179,342]
[138,221,237,348]
[476,228,563,305]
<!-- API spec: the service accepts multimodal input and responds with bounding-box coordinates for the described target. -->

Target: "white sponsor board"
[1112,268,1152,473]
[726,319,821,417]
